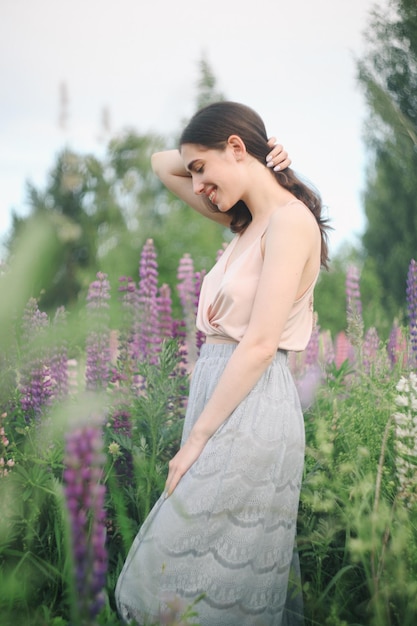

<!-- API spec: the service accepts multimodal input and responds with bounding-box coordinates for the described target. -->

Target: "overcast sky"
[0,0,381,256]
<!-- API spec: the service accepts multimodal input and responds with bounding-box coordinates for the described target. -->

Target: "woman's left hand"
[164,433,207,498]
[266,137,291,171]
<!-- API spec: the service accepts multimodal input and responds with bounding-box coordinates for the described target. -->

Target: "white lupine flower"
[396,377,409,393]
[393,374,417,506]
[396,394,409,407]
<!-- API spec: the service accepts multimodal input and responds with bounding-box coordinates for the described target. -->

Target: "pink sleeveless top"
[196,226,319,352]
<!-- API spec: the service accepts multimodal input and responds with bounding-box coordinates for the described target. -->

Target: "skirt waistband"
[199,341,288,364]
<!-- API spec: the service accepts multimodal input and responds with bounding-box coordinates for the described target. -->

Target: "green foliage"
[357,0,417,312]
[299,358,417,626]
[314,244,393,339]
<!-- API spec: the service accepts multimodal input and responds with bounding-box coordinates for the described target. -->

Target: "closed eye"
[187,159,204,174]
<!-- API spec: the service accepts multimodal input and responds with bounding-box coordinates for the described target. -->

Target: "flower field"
[0,236,416,626]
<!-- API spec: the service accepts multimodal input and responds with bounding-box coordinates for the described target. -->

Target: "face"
[180,142,245,212]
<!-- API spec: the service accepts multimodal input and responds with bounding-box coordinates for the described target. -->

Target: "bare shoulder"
[267,200,319,239]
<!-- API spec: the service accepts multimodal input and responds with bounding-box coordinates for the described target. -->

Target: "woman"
[116,101,329,626]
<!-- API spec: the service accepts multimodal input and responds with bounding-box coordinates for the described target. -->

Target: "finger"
[266,149,290,170]
[267,136,277,148]
[273,157,292,172]
[266,144,284,162]
[164,468,182,498]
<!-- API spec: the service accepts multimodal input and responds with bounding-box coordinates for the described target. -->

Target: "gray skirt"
[116,343,305,626]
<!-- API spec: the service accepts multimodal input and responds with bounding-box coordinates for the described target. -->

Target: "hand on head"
[266,137,291,172]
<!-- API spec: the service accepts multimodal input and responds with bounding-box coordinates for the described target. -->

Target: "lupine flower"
[345,264,363,346]
[362,327,380,374]
[388,320,408,369]
[109,403,134,482]
[319,329,335,366]
[64,421,107,622]
[19,298,52,419]
[334,331,354,369]
[406,259,417,363]
[304,318,320,367]
[346,264,362,317]
[158,283,174,340]
[194,270,206,355]
[50,306,69,400]
[177,253,195,314]
[0,413,14,477]
[118,275,140,366]
[393,373,417,507]
[86,272,111,390]
[138,239,160,364]
[177,253,198,364]
[296,364,322,411]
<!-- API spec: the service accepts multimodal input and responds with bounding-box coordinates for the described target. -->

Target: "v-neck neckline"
[223,234,262,274]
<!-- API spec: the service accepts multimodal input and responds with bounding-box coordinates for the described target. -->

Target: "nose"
[192,178,205,195]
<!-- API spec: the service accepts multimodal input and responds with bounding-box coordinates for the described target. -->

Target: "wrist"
[188,425,211,446]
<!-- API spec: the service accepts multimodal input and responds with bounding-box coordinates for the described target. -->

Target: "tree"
[357,0,417,312]
[5,58,228,313]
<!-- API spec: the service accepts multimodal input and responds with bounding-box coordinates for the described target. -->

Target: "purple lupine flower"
[158,283,174,340]
[138,239,160,364]
[86,272,111,390]
[110,405,134,480]
[20,298,52,419]
[388,320,408,369]
[64,421,107,622]
[50,306,69,400]
[304,318,320,367]
[346,264,362,317]
[406,259,417,363]
[194,270,206,355]
[296,365,322,410]
[362,327,380,374]
[118,275,140,365]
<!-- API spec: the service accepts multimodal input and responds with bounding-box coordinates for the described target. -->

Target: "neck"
[241,158,294,220]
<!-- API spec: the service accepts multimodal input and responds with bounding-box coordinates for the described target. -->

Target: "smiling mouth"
[208,189,217,204]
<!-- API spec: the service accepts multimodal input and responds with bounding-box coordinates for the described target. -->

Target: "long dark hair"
[180,101,330,268]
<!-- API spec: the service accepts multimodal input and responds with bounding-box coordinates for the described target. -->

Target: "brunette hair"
[180,101,330,268]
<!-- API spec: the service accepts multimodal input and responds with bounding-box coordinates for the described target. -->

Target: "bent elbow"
[248,340,278,368]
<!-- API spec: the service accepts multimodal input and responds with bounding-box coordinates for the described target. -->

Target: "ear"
[227,135,246,161]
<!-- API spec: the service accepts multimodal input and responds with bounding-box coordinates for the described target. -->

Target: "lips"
[207,188,217,204]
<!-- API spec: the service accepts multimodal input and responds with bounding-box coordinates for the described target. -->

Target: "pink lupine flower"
[334,331,354,369]
[177,253,197,364]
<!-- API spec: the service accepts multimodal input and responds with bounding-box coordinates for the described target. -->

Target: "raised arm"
[151,150,231,225]
[151,141,291,225]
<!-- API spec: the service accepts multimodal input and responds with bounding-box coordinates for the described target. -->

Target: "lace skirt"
[115,343,305,626]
